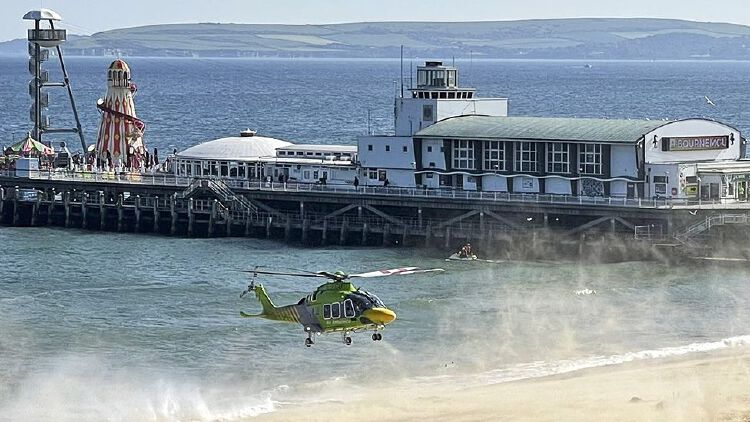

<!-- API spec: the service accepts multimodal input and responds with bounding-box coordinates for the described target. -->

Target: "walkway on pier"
[3,170,744,211]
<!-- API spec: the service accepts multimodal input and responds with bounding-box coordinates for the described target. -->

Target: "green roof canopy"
[416,115,668,144]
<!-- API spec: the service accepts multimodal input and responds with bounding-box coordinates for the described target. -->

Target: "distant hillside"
[3,18,750,59]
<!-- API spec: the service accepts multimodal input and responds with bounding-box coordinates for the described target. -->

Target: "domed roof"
[109,59,130,72]
[177,132,292,161]
[23,9,62,21]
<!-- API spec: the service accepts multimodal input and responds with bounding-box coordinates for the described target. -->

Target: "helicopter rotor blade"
[241,269,325,278]
[349,267,444,278]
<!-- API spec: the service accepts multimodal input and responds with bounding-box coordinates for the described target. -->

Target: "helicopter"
[239,266,444,347]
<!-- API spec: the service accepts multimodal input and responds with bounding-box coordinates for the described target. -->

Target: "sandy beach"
[258,349,750,422]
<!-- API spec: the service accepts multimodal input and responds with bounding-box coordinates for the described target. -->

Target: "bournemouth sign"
[662,135,729,151]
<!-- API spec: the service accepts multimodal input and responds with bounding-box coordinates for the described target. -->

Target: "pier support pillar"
[358,206,363,219]
[170,195,178,236]
[284,219,291,242]
[0,187,5,220]
[12,191,19,226]
[401,225,407,246]
[382,224,391,246]
[188,198,195,237]
[153,196,160,234]
[578,233,585,258]
[81,194,88,229]
[610,217,616,233]
[266,216,273,239]
[339,219,348,245]
[134,196,141,233]
[418,207,423,227]
[116,194,124,232]
[322,219,328,244]
[99,192,106,230]
[444,226,451,249]
[302,218,310,244]
[544,213,549,228]
[63,191,70,228]
[244,214,251,237]
[425,225,432,247]
[300,202,305,219]
[208,199,217,237]
[30,195,40,226]
[479,212,485,241]
[361,223,368,245]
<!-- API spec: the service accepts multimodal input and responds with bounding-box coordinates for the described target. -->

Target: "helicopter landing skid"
[304,326,315,347]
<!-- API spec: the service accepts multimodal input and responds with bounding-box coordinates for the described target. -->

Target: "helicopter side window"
[323,304,331,319]
[344,299,355,318]
[331,302,341,319]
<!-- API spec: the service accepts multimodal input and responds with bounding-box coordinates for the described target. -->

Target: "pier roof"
[416,115,667,144]
[176,134,292,161]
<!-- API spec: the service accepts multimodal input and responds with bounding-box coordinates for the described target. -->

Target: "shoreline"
[257,348,750,421]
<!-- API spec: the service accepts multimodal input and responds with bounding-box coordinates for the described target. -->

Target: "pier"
[3,170,749,260]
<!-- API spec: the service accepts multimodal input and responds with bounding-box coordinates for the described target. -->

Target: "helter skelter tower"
[95,59,146,166]
[24,9,86,151]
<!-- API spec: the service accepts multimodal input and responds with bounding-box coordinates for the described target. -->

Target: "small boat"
[447,253,478,261]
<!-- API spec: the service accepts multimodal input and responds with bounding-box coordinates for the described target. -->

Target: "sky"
[3,0,750,42]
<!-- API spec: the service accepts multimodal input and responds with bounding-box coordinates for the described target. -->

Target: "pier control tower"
[24,9,86,151]
[394,61,508,136]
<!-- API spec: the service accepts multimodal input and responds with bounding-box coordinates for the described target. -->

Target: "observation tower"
[24,9,86,151]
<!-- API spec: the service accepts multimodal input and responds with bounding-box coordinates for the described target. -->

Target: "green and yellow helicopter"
[239,266,444,347]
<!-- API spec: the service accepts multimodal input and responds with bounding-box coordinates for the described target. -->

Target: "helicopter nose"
[363,307,396,325]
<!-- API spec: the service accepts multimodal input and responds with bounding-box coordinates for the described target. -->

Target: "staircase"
[180,178,258,217]
[674,213,750,243]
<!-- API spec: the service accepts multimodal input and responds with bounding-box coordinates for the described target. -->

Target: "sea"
[1,57,750,420]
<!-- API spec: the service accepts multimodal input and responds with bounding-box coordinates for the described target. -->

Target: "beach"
[259,348,750,422]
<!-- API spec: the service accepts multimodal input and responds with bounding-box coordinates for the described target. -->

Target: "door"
[626,183,636,199]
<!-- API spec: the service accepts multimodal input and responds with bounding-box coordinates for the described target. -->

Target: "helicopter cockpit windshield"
[349,291,386,310]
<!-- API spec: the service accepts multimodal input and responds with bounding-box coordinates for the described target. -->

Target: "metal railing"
[674,213,750,242]
[1,169,745,210]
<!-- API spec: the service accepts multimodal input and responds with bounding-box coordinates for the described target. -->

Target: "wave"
[418,334,750,389]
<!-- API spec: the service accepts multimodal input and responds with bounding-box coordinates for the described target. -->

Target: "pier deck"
[2,170,749,259]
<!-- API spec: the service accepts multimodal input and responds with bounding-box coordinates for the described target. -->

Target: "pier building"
[357,60,507,187]
[173,129,291,178]
[414,116,745,200]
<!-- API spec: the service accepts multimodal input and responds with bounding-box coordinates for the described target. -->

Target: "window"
[331,302,341,319]
[344,299,355,318]
[579,144,602,175]
[452,140,474,170]
[368,144,373,151]
[368,170,378,179]
[483,140,505,171]
[429,162,436,167]
[279,151,286,156]
[303,170,310,179]
[385,145,390,152]
[296,151,303,156]
[514,142,537,172]
[547,143,570,173]
[313,170,319,179]
[653,176,668,183]
[323,304,331,319]
[422,105,434,121]
[427,146,433,153]
[402,146,408,153]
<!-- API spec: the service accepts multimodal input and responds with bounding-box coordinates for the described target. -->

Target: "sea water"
[1,58,750,420]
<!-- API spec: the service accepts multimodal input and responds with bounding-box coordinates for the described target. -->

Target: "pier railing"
[0,170,740,210]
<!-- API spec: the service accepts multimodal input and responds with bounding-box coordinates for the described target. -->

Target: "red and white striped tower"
[95,59,145,167]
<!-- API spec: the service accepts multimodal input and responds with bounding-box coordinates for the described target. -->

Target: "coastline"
[257,348,750,421]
